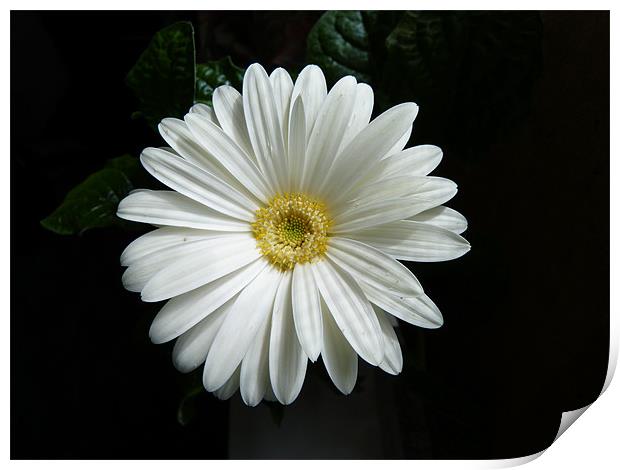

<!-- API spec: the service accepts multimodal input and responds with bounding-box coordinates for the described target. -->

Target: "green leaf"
[176,385,203,427]
[104,154,141,177]
[104,154,154,189]
[384,12,542,147]
[307,11,542,152]
[383,12,461,94]
[306,11,372,85]
[126,21,196,130]
[195,57,245,106]
[41,155,141,235]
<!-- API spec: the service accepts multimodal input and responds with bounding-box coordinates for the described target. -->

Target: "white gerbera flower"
[117,63,470,406]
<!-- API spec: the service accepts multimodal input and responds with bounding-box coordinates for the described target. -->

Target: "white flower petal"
[240,306,272,407]
[287,96,307,192]
[341,144,442,202]
[189,103,219,123]
[331,177,459,233]
[185,113,272,201]
[320,297,357,394]
[149,258,268,344]
[213,366,240,400]
[120,226,228,267]
[321,103,419,202]
[360,281,443,329]
[172,299,230,373]
[121,235,228,293]
[271,272,308,405]
[158,118,238,186]
[270,67,294,147]
[310,259,384,366]
[383,125,412,159]
[141,147,258,221]
[120,268,147,293]
[337,175,457,213]
[327,237,423,297]
[335,176,415,209]
[141,233,261,302]
[339,83,374,151]
[347,220,471,262]
[117,189,250,232]
[243,63,287,192]
[290,64,327,139]
[212,85,255,160]
[409,206,468,234]
[203,266,282,391]
[379,145,443,179]
[291,263,323,362]
[405,176,458,204]
[374,306,403,375]
[330,197,432,234]
[301,76,358,195]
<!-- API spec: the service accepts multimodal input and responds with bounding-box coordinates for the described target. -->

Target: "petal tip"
[172,358,196,374]
[337,384,355,396]
[202,371,223,393]
[148,327,168,345]
[139,290,160,303]
[245,62,267,77]
[241,393,263,407]
[278,394,299,406]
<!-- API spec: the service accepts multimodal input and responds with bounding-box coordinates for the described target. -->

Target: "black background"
[11,11,609,459]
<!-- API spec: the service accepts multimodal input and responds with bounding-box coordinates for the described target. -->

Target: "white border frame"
[3,3,616,468]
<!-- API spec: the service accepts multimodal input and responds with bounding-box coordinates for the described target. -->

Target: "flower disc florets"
[252,193,331,271]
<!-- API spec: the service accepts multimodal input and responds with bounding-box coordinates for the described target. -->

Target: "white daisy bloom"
[117,63,470,406]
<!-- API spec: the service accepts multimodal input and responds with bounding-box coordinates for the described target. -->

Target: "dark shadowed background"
[11,11,609,459]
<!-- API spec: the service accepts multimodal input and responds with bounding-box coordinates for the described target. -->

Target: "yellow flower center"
[252,193,331,271]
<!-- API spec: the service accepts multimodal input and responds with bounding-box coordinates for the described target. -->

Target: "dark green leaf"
[176,385,203,427]
[306,11,372,85]
[382,12,462,97]
[195,57,245,106]
[105,154,153,189]
[41,155,141,235]
[105,154,140,176]
[175,368,206,427]
[307,11,542,153]
[126,21,196,130]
